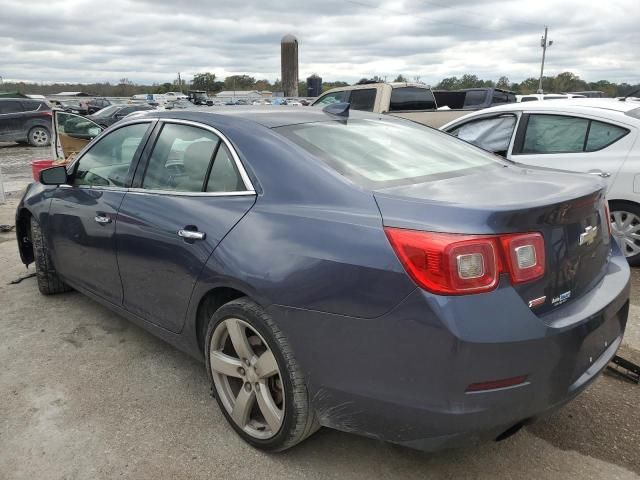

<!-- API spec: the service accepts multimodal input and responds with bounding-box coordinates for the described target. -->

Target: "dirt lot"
[1,144,639,479]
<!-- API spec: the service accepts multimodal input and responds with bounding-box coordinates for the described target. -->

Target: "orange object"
[31,160,55,181]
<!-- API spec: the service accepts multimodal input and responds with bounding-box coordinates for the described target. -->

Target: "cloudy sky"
[1,0,638,85]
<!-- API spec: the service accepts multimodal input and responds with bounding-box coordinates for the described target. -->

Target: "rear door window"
[519,114,629,154]
[348,89,376,112]
[522,115,589,154]
[142,123,220,192]
[206,144,244,192]
[389,87,436,111]
[585,121,629,151]
[0,101,23,114]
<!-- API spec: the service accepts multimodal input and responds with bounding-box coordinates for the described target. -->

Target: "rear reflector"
[384,228,545,295]
[466,375,528,393]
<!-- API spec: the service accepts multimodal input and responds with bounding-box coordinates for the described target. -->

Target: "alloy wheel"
[29,127,49,147]
[610,210,640,257]
[209,318,285,439]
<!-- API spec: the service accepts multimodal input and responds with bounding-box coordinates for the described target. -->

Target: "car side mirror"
[39,166,69,185]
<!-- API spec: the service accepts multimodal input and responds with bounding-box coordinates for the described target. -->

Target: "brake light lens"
[501,233,545,284]
[385,228,545,295]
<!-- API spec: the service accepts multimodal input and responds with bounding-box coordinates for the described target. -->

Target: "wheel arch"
[194,286,249,354]
[16,207,34,265]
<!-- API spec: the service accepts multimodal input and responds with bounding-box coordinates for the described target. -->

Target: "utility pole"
[537,26,553,94]
[177,72,182,93]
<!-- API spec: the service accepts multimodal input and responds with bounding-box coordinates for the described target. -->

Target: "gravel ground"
[0,142,48,197]
[1,144,639,480]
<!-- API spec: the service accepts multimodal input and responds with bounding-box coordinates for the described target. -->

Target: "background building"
[281,34,299,97]
[306,74,322,97]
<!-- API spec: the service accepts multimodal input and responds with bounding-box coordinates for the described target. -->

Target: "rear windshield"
[277,119,502,188]
[389,87,436,111]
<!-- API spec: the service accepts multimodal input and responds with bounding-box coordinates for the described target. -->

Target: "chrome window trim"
[155,118,256,194]
[59,184,127,192]
[58,184,254,197]
[126,188,255,197]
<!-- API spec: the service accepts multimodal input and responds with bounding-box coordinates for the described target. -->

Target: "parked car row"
[15,103,631,454]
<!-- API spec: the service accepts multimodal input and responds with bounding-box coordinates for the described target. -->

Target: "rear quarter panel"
[186,118,416,320]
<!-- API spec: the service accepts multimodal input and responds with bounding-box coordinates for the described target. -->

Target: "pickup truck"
[311,83,514,128]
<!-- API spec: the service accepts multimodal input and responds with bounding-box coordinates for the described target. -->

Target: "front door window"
[73,123,149,187]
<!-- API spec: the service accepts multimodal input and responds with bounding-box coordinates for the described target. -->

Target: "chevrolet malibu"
[15,106,630,452]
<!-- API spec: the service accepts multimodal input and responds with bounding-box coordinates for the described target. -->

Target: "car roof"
[137,105,382,128]
[481,98,639,114]
[442,98,640,129]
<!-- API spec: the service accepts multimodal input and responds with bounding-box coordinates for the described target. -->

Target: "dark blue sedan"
[15,106,630,452]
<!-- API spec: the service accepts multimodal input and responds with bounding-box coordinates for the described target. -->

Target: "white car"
[516,93,586,102]
[441,99,640,263]
[165,91,188,101]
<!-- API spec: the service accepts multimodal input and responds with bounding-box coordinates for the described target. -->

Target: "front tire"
[30,217,71,295]
[27,126,50,147]
[205,297,318,451]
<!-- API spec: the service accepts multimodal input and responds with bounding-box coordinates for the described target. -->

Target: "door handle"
[588,170,611,178]
[94,215,112,224]
[178,229,206,240]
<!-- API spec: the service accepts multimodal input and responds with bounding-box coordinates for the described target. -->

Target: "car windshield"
[92,105,121,117]
[278,118,503,188]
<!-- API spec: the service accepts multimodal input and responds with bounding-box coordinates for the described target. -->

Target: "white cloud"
[0,0,638,85]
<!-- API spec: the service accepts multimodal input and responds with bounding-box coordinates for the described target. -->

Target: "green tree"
[435,77,459,90]
[321,81,348,92]
[518,77,539,94]
[191,72,218,92]
[458,74,482,89]
[588,80,617,97]
[552,71,586,92]
[254,79,272,91]
[224,75,256,91]
[393,74,408,83]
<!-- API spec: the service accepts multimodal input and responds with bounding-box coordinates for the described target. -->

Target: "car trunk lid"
[374,166,611,314]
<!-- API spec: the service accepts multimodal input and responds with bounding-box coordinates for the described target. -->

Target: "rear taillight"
[41,111,52,117]
[385,228,545,295]
[500,233,545,284]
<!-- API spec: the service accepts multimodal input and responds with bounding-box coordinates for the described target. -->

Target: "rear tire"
[609,200,640,266]
[205,297,318,451]
[30,217,71,295]
[27,126,50,147]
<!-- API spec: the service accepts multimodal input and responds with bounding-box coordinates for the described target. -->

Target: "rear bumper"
[270,250,630,451]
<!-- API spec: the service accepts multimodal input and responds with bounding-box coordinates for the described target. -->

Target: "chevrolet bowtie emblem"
[579,225,598,246]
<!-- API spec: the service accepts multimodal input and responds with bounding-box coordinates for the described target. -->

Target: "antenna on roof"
[323,102,350,117]
[620,88,640,101]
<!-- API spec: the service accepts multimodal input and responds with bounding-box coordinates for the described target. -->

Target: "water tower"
[281,34,299,97]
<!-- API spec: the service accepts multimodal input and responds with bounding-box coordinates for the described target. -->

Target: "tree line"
[1,71,638,97]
